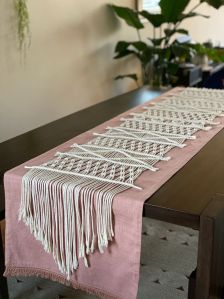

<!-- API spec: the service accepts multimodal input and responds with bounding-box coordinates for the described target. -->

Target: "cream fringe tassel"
[19,169,128,279]
[18,87,224,281]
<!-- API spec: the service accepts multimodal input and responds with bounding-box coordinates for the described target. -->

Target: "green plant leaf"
[189,43,207,55]
[111,5,144,29]
[164,28,189,39]
[167,62,179,75]
[114,41,148,59]
[163,47,171,61]
[115,41,148,52]
[188,43,224,62]
[179,11,209,21]
[142,48,154,66]
[114,49,136,59]
[115,74,139,86]
[171,44,191,58]
[115,41,129,52]
[176,29,189,35]
[139,11,165,27]
[201,0,224,9]
[148,37,165,46]
[159,0,191,23]
[215,48,224,62]
[131,41,148,51]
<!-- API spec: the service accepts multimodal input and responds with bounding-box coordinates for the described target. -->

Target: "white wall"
[184,0,224,46]
[142,1,224,45]
[0,0,224,143]
[0,0,139,143]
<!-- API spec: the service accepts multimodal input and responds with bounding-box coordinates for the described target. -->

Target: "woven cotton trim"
[19,87,224,279]
[4,267,120,299]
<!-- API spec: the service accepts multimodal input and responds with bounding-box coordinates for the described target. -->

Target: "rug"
[7,217,198,299]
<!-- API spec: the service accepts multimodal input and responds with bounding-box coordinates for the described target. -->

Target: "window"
[137,0,161,14]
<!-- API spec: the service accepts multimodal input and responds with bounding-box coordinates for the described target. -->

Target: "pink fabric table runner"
[4,87,224,299]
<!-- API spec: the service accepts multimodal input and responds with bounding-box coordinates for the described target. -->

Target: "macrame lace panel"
[19,88,224,279]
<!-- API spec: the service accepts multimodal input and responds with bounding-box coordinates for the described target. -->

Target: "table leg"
[188,269,196,299]
[0,222,9,299]
[195,194,224,298]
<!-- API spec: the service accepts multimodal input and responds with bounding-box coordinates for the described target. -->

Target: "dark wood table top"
[1,86,224,231]
[0,87,162,220]
[144,127,224,229]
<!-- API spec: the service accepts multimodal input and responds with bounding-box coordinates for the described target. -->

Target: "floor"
[5,218,198,299]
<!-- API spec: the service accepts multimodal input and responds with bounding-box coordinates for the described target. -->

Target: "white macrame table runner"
[5,87,224,299]
[19,87,224,280]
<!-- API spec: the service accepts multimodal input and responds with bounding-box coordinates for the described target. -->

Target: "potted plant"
[111,0,224,88]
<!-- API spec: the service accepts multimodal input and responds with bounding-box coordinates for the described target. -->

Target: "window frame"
[136,0,161,14]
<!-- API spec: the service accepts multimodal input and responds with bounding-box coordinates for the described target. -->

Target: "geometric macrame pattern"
[19,87,224,279]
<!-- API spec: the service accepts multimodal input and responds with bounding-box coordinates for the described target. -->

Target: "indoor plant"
[112,0,224,88]
[14,0,30,59]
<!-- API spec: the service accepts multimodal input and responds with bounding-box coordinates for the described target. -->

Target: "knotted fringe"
[19,169,128,279]
[4,266,119,299]
[18,87,224,281]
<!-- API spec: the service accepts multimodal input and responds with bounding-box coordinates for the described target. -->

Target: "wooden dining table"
[1,86,224,299]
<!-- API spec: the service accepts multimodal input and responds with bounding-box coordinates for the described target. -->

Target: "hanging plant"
[14,0,30,57]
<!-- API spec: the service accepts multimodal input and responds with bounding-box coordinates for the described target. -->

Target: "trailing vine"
[14,0,30,57]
